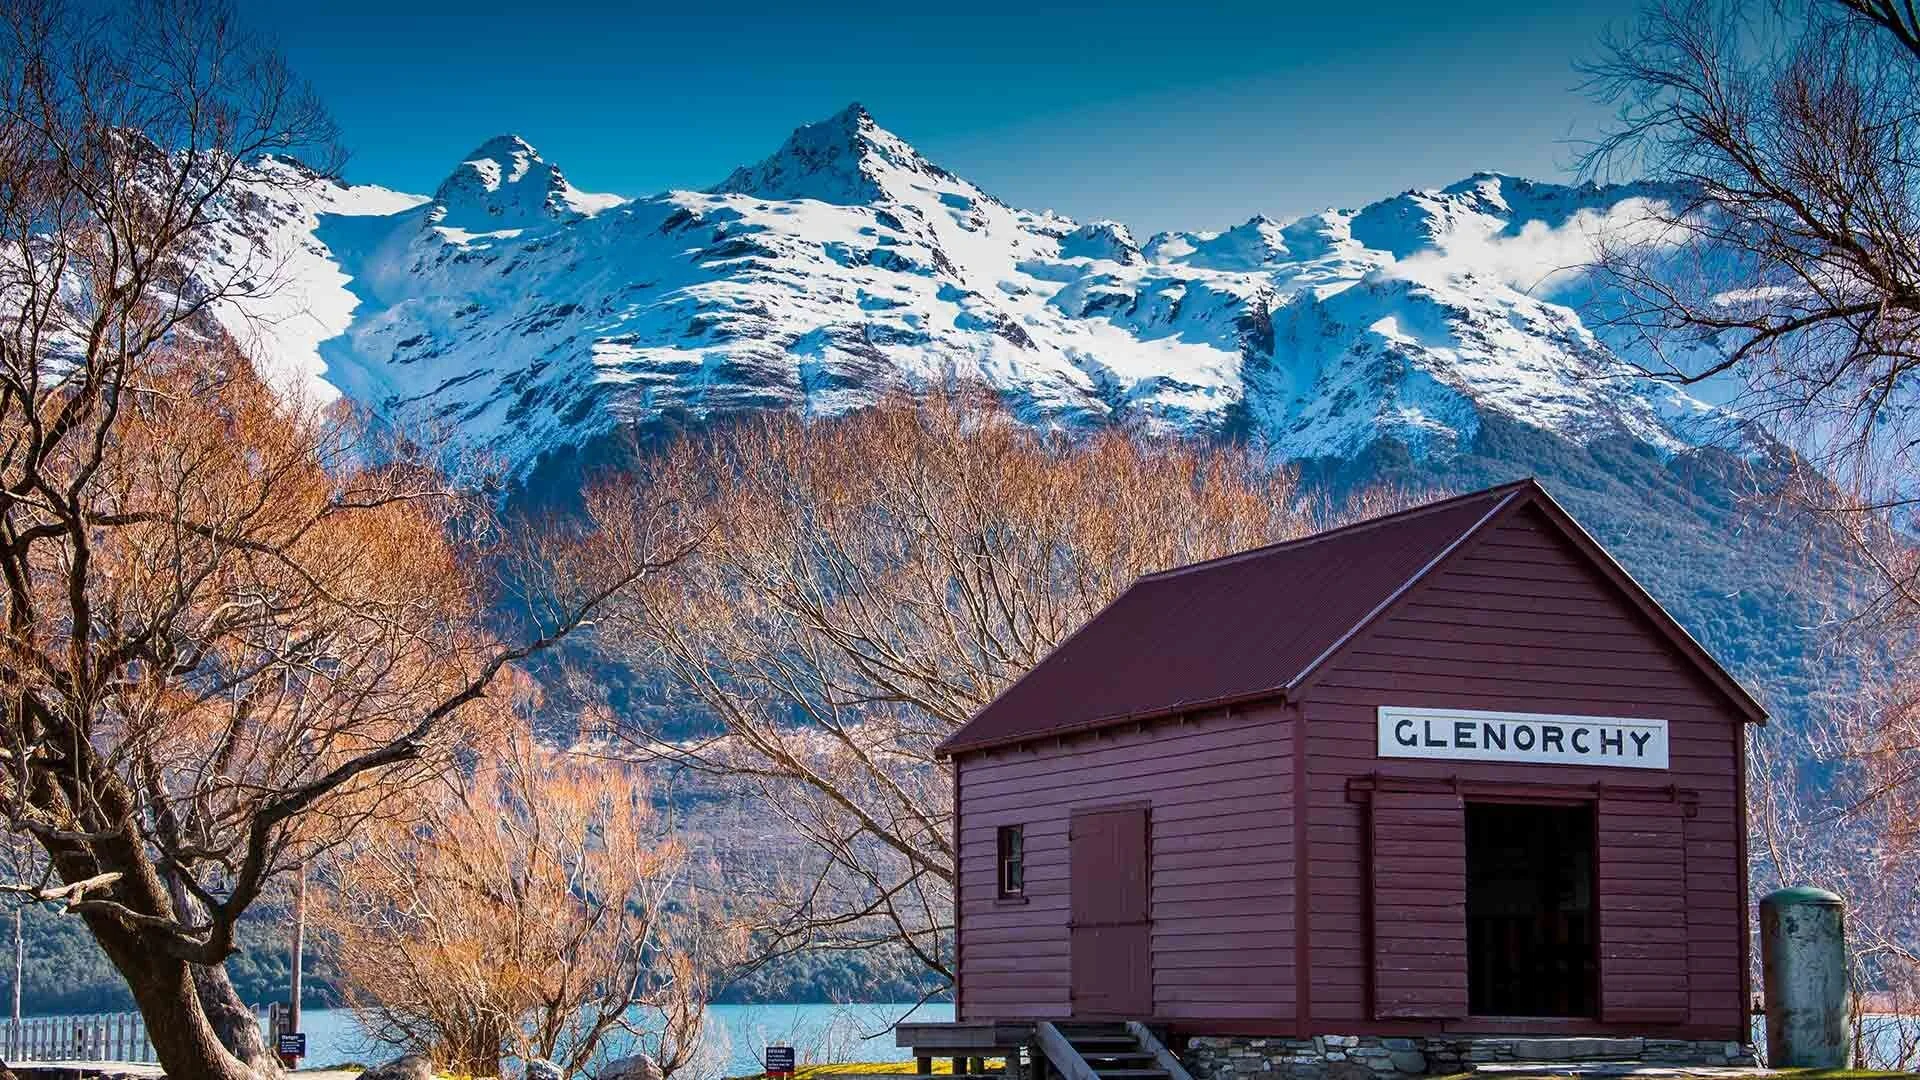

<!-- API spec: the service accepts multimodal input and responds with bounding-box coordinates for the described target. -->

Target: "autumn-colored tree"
[579,388,1421,986]
[0,332,681,1080]
[0,4,683,1074]
[315,708,735,1079]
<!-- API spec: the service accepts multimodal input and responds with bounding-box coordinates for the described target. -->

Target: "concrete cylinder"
[1760,886,1850,1069]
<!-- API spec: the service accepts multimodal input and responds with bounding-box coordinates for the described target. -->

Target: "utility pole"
[283,864,306,1069]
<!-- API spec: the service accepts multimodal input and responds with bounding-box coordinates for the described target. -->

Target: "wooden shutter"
[1597,796,1689,1023]
[1370,789,1468,1019]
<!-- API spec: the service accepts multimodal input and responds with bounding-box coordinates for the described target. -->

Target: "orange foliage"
[315,710,732,1078]
[580,388,1430,987]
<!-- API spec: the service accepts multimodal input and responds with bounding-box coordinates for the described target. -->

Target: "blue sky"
[248,1,1635,236]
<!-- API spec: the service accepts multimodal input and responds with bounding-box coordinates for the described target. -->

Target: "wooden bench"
[895,1020,1038,1079]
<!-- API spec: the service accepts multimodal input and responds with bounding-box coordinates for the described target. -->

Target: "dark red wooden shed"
[937,478,1764,1049]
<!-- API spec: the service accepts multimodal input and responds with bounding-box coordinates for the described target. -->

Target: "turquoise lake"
[290,1002,956,1075]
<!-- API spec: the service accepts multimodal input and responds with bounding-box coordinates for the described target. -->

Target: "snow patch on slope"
[204,157,427,403]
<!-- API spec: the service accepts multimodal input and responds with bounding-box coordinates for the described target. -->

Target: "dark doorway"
[1465,801,1598,1017]
[1069,805,1151,1016]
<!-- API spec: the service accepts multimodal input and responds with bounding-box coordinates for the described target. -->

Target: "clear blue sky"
[246,1,1635,236]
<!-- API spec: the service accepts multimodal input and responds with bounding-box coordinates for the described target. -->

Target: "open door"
[1070,805,1151,1017]
[1465,801,1598,1017]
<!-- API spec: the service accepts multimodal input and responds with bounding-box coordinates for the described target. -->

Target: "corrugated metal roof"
[938,477,1766,756]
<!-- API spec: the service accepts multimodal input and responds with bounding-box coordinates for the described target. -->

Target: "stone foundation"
[1181,1035,1758,1079]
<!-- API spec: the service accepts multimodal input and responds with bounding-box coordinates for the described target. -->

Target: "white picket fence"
[5,1010,160,1063]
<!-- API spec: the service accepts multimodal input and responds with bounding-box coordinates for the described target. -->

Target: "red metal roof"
[938,478,1765,756]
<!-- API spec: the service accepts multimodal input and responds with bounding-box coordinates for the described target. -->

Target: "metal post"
[1762,886,1851,1069]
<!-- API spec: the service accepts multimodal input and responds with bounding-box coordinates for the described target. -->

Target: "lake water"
[290,1002,955,1076]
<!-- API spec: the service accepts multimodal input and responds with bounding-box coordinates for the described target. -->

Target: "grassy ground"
[1418,1072,1918,1079]
[737,1060,1920,1068]
[1766,1060,1920,1068]
[756,1063,1009,1077]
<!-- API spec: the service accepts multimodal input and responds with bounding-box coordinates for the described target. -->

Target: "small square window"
[997,825,1024,898]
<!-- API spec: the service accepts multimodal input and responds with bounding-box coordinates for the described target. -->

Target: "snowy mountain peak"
[458,134,541,182]
[430,133,622,234]
[1145,214,1300,270]
[203,108,1742,484]
[1060,220,1141,264]
[712,103,959,206]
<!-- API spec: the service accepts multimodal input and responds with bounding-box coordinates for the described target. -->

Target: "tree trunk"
[166,873,281,1075]
[450,1019,506,1080]
[194,961,280,1075]
[87,917,263,1080]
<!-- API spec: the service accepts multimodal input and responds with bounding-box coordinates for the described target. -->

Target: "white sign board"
[1377,705,1669,770]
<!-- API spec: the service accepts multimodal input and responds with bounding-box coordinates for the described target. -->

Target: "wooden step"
[1036,1019,1192,1080]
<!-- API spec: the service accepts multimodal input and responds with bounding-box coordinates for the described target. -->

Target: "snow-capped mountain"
[209,104,1732,476]
[431,134,625,234]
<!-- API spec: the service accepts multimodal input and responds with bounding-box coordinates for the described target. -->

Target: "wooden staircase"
[1035,1021,1193,1080]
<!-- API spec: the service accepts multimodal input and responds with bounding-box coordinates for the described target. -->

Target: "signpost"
[269,1001,305,1069]
[766,1045,796,1079]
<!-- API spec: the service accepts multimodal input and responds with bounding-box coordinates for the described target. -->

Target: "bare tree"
[0,328,680,1080]
[1583,0,1920,449]
[1582,0,1920,859]
[315,705,736,1079]
[579,389,1420,987]
[1834,0,1920,57]
[1749,717,1920,1067]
